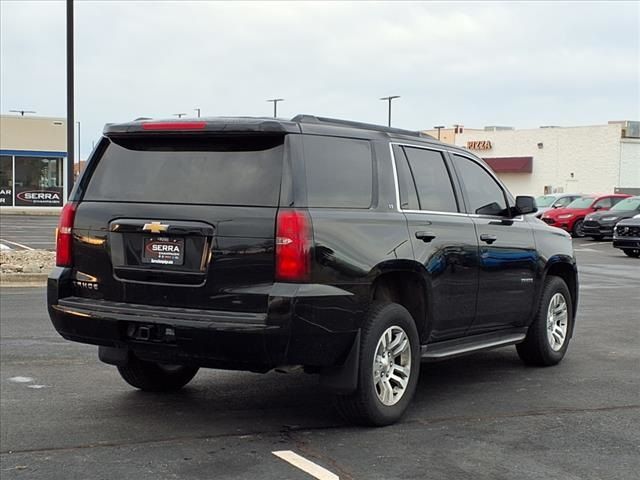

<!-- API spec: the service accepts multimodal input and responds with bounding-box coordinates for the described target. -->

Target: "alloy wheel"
[372,326,412,406]
[546,293,568,351]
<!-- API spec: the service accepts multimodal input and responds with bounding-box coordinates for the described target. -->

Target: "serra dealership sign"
[15,188,63,207]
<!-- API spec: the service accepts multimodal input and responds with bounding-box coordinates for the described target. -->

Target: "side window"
[393,145,419,210]
[554,197,572,208]
[452,154,508,216]
[303,136,373,208]
[594,197,612,209]
[403,147,458,212]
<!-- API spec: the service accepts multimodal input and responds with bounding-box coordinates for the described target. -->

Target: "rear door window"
[83,135,284,206]
[303,136,373,208]
[403,147,458,213]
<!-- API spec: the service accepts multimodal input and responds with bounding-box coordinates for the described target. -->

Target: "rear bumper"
[47,267,362,371]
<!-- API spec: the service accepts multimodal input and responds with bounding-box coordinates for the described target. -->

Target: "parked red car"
[541,194,631,237]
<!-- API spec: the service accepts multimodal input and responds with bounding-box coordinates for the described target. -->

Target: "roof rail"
[291,114,425,138]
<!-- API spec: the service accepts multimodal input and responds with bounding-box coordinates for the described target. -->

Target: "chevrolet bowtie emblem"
[142,222,169,234]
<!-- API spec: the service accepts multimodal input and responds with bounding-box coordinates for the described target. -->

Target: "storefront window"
[0,155,12,206]
[14,156,64,206]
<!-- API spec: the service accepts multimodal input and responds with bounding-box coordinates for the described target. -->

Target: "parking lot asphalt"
[1,239,638,479]
[0,215,58,251]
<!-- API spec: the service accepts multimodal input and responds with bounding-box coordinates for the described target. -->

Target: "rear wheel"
[623,249,640,258]
[572,220,585,238]
[117,356,199,392]
[517,276,573,366]
[334,303,420,426]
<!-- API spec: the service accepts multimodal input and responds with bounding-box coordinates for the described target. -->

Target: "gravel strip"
[0,250,55,274]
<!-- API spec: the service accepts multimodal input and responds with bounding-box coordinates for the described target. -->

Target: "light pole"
[194,108,201,118]
[433,125,445,141]
[380,95,400,127]
[9,109,36,116]
[173,113,187,118]
[66,0,74,196]
[266,98,284,118]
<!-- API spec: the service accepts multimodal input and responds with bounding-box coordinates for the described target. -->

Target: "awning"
[483,156,533,173]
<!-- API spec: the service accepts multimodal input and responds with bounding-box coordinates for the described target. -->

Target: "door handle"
[480,234,497,244]
[415,231,436,243]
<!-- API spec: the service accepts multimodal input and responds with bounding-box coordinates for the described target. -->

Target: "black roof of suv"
[48,114,579,426]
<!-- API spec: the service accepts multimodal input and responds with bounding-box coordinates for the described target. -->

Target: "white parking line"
[0,239,34,250]
[273,450,339,480]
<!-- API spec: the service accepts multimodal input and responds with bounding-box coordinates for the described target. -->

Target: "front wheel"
[572,219,585,238]
[517,276,573,366]
[623,249,640,258]
[117,356,199,392]
[334,303,420,426]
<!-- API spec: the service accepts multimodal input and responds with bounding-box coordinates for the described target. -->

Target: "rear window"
[83,135,284,206]
[303,136,373,208]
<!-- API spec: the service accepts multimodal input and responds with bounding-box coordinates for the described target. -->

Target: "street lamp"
[66,0,75,197]
[380,96,400,127]
[433,125,445,141]
[194,108,201,118]
[9,110,36,116]
[266,98,284,118]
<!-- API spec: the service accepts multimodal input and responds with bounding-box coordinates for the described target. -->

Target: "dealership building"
[424,121,640,197]
[0,114,70,211]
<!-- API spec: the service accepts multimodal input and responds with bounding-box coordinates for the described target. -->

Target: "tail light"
[275,209,311,282]
[56,202,77,267]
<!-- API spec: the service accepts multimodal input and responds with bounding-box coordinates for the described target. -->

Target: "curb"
[0,209,61,216]
[0,273,48,287]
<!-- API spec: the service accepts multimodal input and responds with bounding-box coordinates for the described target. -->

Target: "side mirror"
[593,206,602,211]
[515,196,537,215]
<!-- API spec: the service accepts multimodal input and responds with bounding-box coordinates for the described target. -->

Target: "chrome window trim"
[389,141,524,222]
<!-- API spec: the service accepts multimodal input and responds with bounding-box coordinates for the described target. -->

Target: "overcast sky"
[1,0,638,158]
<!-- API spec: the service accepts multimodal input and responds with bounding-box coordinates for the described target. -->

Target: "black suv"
[48,116,578,426]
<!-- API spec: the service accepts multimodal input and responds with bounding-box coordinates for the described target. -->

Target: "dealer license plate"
[142,237,185,266]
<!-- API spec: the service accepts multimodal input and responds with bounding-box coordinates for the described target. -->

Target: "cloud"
[1,1,638,157]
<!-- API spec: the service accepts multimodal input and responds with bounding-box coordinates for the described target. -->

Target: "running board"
[421,329,527,362]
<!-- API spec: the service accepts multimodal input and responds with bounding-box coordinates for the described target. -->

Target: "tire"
[623,249,640,258]
[517,276,573,366]
[590,235,603,241]
[334,303,420,426]
[117,356,199,392]
[572,219,585,238]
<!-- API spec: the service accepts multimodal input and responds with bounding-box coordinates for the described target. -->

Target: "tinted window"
[84,136,284,206]
[593,197,613,209]
[403,147,458,212]
[452,154,507,216]
[304,136,373,208]
[393,146,419,210]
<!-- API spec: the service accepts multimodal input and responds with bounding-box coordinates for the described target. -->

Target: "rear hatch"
[70,133,287,314]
